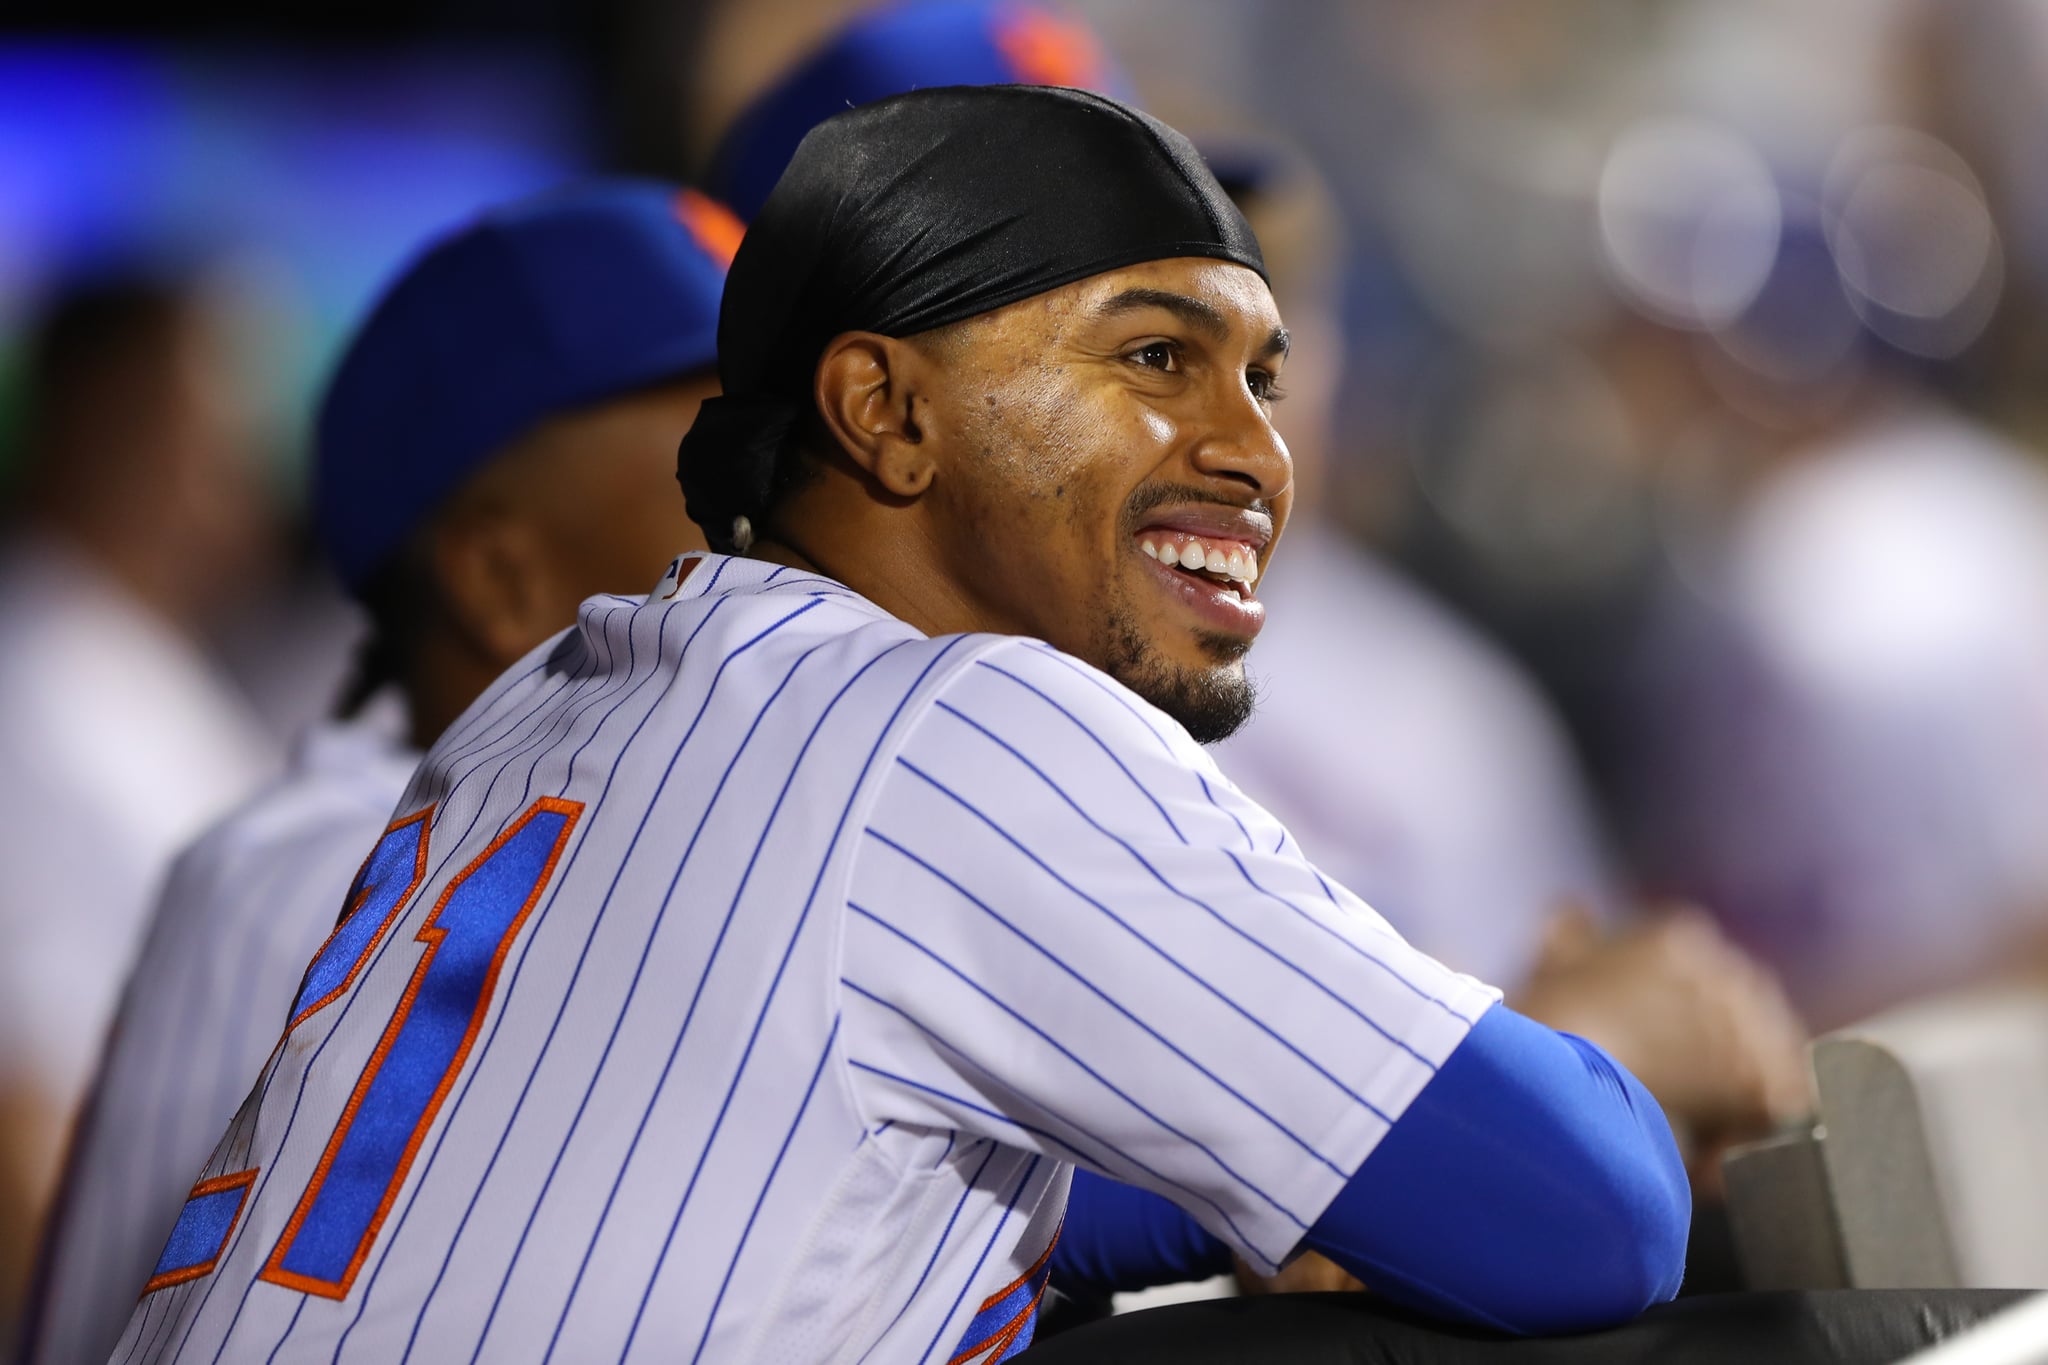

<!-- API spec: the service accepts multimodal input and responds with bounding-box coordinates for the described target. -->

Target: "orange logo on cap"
[674,188,745,269]
[991,3,1108,91]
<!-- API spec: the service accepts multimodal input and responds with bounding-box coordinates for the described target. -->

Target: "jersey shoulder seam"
[824,630,1026,1163]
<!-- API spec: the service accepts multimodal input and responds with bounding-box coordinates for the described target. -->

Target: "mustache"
[1119,482,1275,532]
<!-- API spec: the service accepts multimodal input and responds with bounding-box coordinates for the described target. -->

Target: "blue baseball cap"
[706,0,1140,220]
[315,178,743,591]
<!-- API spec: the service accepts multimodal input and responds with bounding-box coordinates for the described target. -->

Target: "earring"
[730,515,755,553]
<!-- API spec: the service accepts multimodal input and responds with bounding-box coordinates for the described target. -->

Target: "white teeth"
[1141,535,1259,589]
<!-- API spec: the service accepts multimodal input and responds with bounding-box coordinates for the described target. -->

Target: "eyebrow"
[1096,287,1291,359]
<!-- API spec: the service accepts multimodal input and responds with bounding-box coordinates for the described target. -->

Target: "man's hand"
[1513,907,1812,1161]
[1,1079,66,1340]
[1234,1251,1364,1296]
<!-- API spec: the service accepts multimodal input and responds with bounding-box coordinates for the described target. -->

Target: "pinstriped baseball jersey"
[112,552,1498,1364]
[18,709,418,1365]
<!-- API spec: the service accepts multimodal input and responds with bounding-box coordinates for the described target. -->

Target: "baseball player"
[18,180,737,1365]
[702,0,1804,1304]
[115,89,1687,1364]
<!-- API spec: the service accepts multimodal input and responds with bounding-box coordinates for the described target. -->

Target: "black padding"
[1017,1289,2035,1364]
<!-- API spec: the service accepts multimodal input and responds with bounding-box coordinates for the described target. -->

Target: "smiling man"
[117,88,1686,1365]
[721,258,1290,745]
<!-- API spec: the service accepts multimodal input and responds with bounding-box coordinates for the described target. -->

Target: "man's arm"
[1300,1004,1688,1333]
[842,639,1688,1334]
[1051,1009,1688,1329]
[1049,1168,1232,1297]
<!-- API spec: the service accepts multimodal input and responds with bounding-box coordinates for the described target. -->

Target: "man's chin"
[1093,612,1257,742]
[1123,657,1255,744]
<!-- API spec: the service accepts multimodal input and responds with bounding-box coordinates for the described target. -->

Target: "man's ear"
[428,508,556,669]
[813,331,938,499]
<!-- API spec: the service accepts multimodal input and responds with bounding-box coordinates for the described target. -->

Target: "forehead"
[970,257,1284,347]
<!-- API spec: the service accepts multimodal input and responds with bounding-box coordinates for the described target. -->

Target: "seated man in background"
[14,181,738,1365]
[120,86,1687,1363]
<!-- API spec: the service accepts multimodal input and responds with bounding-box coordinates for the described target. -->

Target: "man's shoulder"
[905,634,1214,780]
[582,555,1043,704]
[164,718,414,914]
[579,554,930,665]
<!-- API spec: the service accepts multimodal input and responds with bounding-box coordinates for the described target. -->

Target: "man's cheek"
[1135,406,1175,449]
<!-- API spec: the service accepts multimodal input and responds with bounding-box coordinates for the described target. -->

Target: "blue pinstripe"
[433,614,840,1364]
[334,597,805,1360]
[870,775,1393,1123]
[933,699,1441,1074]
[172,606,641,1364]
[1018,643,1288,870]
[99,864,239,1338]
[1193,770,1255,853]
[839,892,1335,1178]
[116,601,1494,1360]
[975,663,1187,843]
[540,636,964,1361]
[106,847,304,1365]
[918,1156,1042,1365]
[854,1141,1001,1365]
[839,913,1322,1218]
[102,852,294,1359]
[304,619,664,1361]
[260,1300,305,1365]
[318,601,700,1357]
[682,1020,843,1364]
[1017,640,1179,758]
[606,637,970,1361]
[1224,851,1476,1026]
[844,1016,1276,1264]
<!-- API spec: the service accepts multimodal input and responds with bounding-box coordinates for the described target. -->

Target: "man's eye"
[1130,341,1179,372]
[1249,369,1286,404]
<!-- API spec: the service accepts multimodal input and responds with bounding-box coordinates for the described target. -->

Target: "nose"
[1189,378,1292,502]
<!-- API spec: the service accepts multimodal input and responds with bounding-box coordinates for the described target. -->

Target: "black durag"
[677,83,1268,553]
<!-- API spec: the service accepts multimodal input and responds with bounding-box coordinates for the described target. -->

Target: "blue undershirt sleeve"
[1299,1002,1690,1336]
[1049,1167,1235,1297]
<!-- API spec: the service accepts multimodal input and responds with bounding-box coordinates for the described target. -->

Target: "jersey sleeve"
[837,638,1502,1274]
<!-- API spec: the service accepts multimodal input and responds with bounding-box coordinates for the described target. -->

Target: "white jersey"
[116,553,1497,1365]
[20,706,417,1365]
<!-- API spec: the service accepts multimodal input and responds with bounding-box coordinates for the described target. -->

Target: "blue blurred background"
[0,44,592,489]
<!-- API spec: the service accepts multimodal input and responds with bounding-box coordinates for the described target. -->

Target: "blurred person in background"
[1543,1,2048,1031]
[695,0,1808,1309]
[1612,219,2048,1031]
[13,181,735,1365]
[0,279,280,1328]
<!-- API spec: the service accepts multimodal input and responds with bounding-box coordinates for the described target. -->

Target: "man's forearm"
[1300,1004,1690,1335]
[1049,1167,1233,1297]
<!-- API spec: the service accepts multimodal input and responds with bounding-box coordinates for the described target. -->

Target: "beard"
[1096,597,1257,743]
[1088,480,1267,743]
